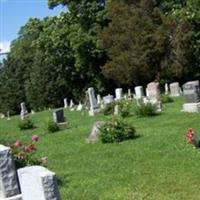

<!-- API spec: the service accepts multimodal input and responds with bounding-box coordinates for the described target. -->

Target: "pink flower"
[14,140,22,147]
[32,135,39,142]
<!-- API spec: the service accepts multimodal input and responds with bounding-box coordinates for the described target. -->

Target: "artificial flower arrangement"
[10,135,47,169]
[186,128,200,148]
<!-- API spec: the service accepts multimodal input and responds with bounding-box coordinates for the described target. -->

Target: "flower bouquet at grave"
[186,128,200,148]
[10,135,48,169]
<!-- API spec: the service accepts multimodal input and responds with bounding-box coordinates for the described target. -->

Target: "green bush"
[18,119,34,130]
[161,94,174,104]
[99,117,136,143]
[135,102,157,117]
[118,100,131,118]
[47,121,60,133]
[101,102,116,115]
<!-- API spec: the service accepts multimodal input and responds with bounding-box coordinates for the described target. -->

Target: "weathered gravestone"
[0,145,21,199]
[86,121,105,143]
[134,86,144,99]
[86,87,99,116]
[64,98,68,108]
[128,89,132,99]
[20,102,28,120]
[115,88,123,100]
[103,95,114,105]
[17,166,61,200]
[165,83,169,95]
[170,82,180,97]
[69,100,74,108]
[182,81,200,112]
[53,109,65,124]
[97,94,101,105]
[146,82,162,112]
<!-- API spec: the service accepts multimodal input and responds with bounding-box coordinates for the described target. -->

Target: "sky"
[0,0,65,54]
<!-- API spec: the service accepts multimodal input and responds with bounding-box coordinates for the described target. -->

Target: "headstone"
[0,113,5,119]
[64,98,68,108]
[53,109,65,123]
[69,100,74,108]
[169,82,180,97]
[76,102,83,111]
[128,89,132,99]
[165,83,169,95]
[182,81,200,112]
[115,88,123,100]
[17,166,61,200]
[146,82,160,101]
[97,94,101,105]
[7,111,11,120]
[134,86,144,99]
[86,121,105,143]
[0,145,20,198]
[114,105,119,115]
[31,110,35,115]
[103,95,114,105]
[86,87,99,116]
[20,102,28,120]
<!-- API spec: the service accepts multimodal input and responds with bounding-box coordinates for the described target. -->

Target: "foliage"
[99,117,136,143]
[118,100,132,118]
[10,135,47,169]
[101,102,116,115]
[18,118,34,130]
[160,94,174,103]
[135,102,158,117]
[47,121,60,133]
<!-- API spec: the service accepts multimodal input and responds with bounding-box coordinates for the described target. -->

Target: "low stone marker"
[0,145,21,199]
[17,166,61,200]
[86,121,105,143]
[134,86,144,99]
[170,82,180,97]
[182,80,200,112]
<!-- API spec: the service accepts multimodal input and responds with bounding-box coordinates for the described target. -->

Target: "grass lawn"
[1,97,200,200]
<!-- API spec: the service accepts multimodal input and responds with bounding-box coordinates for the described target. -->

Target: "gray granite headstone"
[0,145,20,198]
[17,166,61,200]
[53,109,65,123]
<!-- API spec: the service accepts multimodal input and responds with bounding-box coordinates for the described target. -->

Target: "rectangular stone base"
[182,103,200,112]
[58,122,67,130]
[6,194,23,200]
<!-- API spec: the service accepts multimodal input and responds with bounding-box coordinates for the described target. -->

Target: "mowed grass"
[1,97,200,200]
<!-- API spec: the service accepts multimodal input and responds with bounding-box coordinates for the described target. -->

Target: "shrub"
[135,102,157,117]
[118,100,132,118]
[161,94,174,104]
[10,135,47,169]
[47,121,60,133]
[101,102,116,115]
[18,119,34,130]
[99,117,136,143]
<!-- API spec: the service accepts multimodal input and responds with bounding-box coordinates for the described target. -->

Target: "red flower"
[187,128,195,144]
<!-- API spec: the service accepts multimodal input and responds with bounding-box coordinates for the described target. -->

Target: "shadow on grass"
[57,174,71,187]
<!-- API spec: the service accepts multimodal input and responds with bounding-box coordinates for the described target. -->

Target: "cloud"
[0,41,10,53]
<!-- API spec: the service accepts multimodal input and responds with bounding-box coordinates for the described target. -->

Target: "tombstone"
[165,83,169,95]
[53,109,65,124]
[7,111,11,120]
[64,98,68,108]
[20,102,28,120]
[97,94,102,105]
[85,121,105,143]
[103,95,114,105]
[134,86,144,99]
[69,100,74,108]
[76,102,83,111]
[169,82,180,97]
[114,104,119,115]
[0,113,5,119]
[115,88,123,100]
[17,166,61,200]
[128,89,132,99]
[86,87,99,116]
[0,145,21,199]
[182,81,200,112]
[31,110,35,115]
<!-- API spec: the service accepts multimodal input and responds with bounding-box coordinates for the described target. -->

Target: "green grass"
[1,97,200,199]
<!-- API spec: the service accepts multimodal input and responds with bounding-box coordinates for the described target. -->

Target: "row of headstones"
[0,145,61,200]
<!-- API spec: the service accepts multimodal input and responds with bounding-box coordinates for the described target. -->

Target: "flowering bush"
[186,128,200,148]
[10,135,47,169]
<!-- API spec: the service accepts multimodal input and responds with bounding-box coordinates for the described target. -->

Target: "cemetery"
[1,0,200,199]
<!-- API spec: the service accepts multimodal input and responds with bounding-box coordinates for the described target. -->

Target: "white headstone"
[7,111,11,120]
[87,88,99,116]
[97,95,101,105]
[134,86,144,99]
[76,102,83,111]
[69,100,74,108]
[114,105,119,115]
[103,95,114,105]
[128,89,132,99]
[0,145,20,198]
[165,83,169,95]
[115,88,123,100]
[17,166,61,200]
[64,98,68,108]
[170,82,180,97]
[20,102,28,120]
